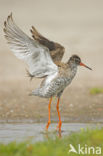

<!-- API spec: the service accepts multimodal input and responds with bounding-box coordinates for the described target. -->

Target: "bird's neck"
[68,62,78,71]
[67,62,78,79]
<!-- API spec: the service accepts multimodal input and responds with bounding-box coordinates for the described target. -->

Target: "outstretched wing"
[31,26,65,62]
[4,14,58,78]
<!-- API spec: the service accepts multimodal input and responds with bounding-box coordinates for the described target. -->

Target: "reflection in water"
[0,123,102,144]
[58,130,62,138]
[43,129,62,140]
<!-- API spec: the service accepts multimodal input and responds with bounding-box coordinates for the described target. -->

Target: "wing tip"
[31,26,36,31]
[4,21,6,27]
[7,12,12,21]
[4,12,13,28]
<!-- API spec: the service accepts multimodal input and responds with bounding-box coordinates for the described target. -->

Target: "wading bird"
[4,14,92,132]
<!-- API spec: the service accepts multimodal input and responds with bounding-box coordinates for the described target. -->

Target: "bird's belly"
[33,69,77,98]
[44,77,71,97]
[33,77,73,98]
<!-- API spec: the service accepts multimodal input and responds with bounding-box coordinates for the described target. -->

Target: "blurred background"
[0,0,103,122]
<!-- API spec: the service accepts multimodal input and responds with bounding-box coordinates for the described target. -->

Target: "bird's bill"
[80,62,92,70]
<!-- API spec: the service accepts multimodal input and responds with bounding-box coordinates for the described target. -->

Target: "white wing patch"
[4,13,58,78]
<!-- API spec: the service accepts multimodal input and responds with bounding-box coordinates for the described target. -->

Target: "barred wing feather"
[4,14,58,78]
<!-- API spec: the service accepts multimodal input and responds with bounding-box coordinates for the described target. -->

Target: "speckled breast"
[43,76,72,98]
[33,67,77,98]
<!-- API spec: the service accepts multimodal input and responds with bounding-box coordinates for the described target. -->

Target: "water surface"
[0,122,102,144]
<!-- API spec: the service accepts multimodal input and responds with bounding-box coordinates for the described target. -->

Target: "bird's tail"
[29,89,40,96]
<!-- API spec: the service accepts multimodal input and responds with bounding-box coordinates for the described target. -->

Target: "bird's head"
[68,55,92,70]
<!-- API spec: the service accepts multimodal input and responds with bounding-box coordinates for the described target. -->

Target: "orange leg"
[46,97,52,130]
[56,98,62,132]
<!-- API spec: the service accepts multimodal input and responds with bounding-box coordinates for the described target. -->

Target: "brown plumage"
[31,26,65,63]
[3,13,92,132]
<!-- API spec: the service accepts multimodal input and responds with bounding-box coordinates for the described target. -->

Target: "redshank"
[4,14,92,132]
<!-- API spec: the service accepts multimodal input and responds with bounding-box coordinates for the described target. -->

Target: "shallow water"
[0,122,102,144]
